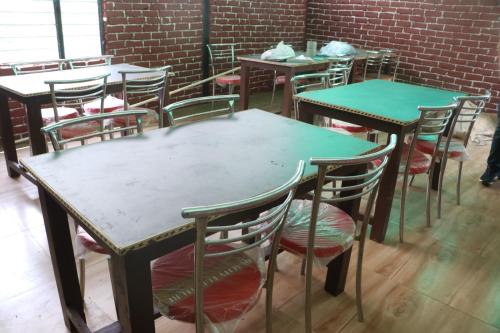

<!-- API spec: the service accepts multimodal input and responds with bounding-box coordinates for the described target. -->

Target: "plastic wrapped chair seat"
[76,226,107,254]
[216,74,241,86]
[416,137,467,161]
[59,120,102,140]
[84,96,124,114]
[113,107,158,128]
[280,200,355,265]
[330,119,369,133]
[152,243,262,324]
[41,106,79,126]
[400,143,431,174]
[326,127,353,136]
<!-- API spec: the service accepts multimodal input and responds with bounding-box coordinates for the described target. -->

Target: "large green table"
[296,80,463,243]
[21,109,378,333]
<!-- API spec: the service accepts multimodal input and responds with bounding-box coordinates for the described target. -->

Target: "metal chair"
[66,55,113,69]
[415,92,491,216]
[399,104,457,242]
[362,51,383,81]
[279,135,397,331]
[270,71,286,107]
[207,43,240,95]
[329,56,355,83]
[114,66,171,129]
[379,49,400,82]
[151,161,305,333]
[163,95,239,127]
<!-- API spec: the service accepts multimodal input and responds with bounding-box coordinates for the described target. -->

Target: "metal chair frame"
[362,51,383,81]
[10,59,65,75]
[179,161,304,332]
[291,72,330,121]
[206,43,239,95]
[66,55,113,69]
[327,66,350,87]
[328,56,355,83]
[379,49,400,82]
[399,104,457,242]
[301,135,396,331]
[436,92,491,215]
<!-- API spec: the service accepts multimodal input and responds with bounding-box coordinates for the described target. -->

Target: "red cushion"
[274,75,286,85]
[401,143,431,174]
[60,120,101,140]
[416,138,463,159]
[76,226,107,254]
[84,96,124,114]
[152,244,262,324]
[215,75,241,86]
[330,120,369,133]
[41,107,79,126]
[280,200,355,263]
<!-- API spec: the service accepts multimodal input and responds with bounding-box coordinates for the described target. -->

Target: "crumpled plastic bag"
[319,41,356,57]
[261,41,295,60]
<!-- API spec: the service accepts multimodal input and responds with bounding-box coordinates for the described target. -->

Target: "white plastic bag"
[261,41,295,60]
[319,41,356,57]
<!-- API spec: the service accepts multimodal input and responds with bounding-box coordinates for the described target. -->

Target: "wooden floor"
[1,97,499,332]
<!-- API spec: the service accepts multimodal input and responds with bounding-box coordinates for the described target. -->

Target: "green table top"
[21,109,378,254]
[296,80,465,125]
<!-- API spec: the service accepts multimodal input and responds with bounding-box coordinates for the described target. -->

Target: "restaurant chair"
[163,94,239,127]
[399,104,456,242]
[379,49,400,82]
[329,56,355,82]
[415,92,491,216]
[270,70,287,107]
[114,66,171,129]
[40,110,148,297]
[207,43,240,95]
[279,135,396,331]
[151,161,305,333]
[362,51,383,81]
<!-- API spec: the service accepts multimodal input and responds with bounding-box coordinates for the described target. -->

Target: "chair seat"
[330,119,369,133]
[41,107,79,126]
[113,107,158,127]
[152,244,262,324]
[60,119,101,140]
[326,127,353,136]
[280,200,355,264]
[76,226,107,254]
[216,75,241,86]
[83,96,124,114]
[274,75,286,85]
[401,143,431,174]
[415,138,465,159]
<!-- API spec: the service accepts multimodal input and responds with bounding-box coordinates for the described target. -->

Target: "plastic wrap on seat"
[60,120,101,140]
[83,95,124,114]
[113,107,158,128]
[280,200,355,266]
[216,75,241,86]
[330,119,369,133]
[41,106,79,126]
[152,243,265,332]
[416,138,469,162]
[76,225,107,255]
[400,143,431,174]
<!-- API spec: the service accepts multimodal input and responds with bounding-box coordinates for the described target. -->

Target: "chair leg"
[300,257,306,276]
[426,167,434,228]
[228,84,234,95]
[270,71,277,107]
[437,155,449,220]
[78,257,86,299]
[399,172,411,243]
[457,162,463,206]
[305,256,313,333]
[409,174,415,186]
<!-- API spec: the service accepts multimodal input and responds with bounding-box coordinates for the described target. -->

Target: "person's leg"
[480,103,500,185]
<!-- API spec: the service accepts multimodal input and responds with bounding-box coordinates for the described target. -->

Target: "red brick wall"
[0,67,28,141]
[306,0,500,112]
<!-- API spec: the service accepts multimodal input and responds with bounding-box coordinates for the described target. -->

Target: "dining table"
[295,79,465,243]
[21,109,379,333]
[0,63,166,179]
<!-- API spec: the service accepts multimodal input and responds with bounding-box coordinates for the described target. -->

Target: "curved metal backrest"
[291,72,330,120]
[11,59,65,75]
[206,43,237,74]
[162,94,239,127]
[67,55,113,69]
[329,56,354,82]
[452,91,491,147]
[119,66,171,113]
[380,49,400,81]
[327,67,349,87]
[45,73,110,122]
[40,110,147,151]
[183,160,304,332]
[363,51,383,80]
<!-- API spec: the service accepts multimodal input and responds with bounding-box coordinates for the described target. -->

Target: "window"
[0,0,102,63]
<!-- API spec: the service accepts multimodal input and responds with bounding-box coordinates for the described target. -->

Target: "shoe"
[480,167,499,186]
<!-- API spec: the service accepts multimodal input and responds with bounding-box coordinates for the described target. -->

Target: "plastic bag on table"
[281,200,355,266]
[151,242,266,333]
[319,41,356,57]
[261,41,295,60]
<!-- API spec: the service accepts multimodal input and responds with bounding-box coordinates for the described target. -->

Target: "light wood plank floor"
[0,107,499,333]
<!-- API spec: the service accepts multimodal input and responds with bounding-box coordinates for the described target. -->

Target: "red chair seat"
[60,120,101,140]
[113,107,158,127]
[76,226,107,254]
[326,127,353,136]
[415,138,464,159]
[152,244,262,324]
[215,75,241,86]
[280,200,355,264]
[41,107,79,126]
[84,96,124,114]
[401,143,431,174]
[275,75,286,85]
[330,120,369,133]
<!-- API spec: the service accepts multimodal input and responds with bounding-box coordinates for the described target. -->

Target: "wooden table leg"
[370,130,405,243]
[239,63,250,111]
[38,186,85,332]
[111,252,155,333]
[281,71,293,118]
[0,95,20,177]
[26,100,48,155]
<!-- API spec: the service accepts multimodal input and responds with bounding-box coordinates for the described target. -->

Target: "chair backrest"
[181,160,304,332]
[327,67,349,87]
[379,49,400,81]
[45,73,110,121]
[41,110,147,151]
[162,94,239,127]
[11,59,65,75]
[329,56,354,82]
[291,72,330,120]
[451,91,491,147]
[363,51,383,80]
[119,66,171,114]
[66,55,113,69]
[206,43,237,75]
